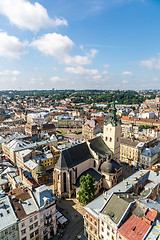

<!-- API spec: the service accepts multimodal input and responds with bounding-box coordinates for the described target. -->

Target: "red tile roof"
[121,116,160,124]
[145,209,157,222]
[118,214,151,240]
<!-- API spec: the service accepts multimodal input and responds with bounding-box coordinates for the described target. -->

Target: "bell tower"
[103,101,121,162]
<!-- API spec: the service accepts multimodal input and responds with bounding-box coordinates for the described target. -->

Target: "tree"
[77,174,96,206]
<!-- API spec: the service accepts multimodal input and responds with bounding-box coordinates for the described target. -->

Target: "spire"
[106,101,118,126]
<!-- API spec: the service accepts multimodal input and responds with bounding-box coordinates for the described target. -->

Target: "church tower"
[103,102,121,162]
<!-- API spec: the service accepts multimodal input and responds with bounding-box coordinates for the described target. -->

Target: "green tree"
[77,174,96,205]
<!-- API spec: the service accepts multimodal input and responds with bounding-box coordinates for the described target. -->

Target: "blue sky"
[0,0,160,90]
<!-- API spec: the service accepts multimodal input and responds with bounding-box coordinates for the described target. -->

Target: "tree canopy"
[77,174,96,206]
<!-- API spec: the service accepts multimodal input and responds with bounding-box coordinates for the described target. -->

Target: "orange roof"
[145,209,157,222]
[121,116,160,124]
[118,214,151,240]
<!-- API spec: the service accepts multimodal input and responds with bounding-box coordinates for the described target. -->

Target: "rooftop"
[0,195,18,231]
[118,214,151,240]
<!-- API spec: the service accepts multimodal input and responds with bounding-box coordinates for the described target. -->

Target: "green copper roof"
[34,159,46,174]
[105,101,118,126]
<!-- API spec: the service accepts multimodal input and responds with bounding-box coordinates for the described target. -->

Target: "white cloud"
[0,32,26,58]
[31,33,73,56]
[140,54,160,70]
[11,70,21,76]
[50,76,64,83]
[11,77,17,82]
[65,66,99,75]
[0,69,21,76]
[103,64,110,68]
[122,80,128,84]
[122,71,133,76]
[31,33,97,66]
[0,0,68,31]
[30,78,37,84]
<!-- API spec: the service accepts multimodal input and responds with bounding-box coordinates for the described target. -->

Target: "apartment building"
[120,138,144,166]
[2,138,57,165]
[0,184,57,240]
[140,145,160,168]
[82,119,101,141]
[0,194,19,240]
[84,169,160,240]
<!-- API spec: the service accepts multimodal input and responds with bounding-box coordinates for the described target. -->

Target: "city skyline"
[0,0,160,90]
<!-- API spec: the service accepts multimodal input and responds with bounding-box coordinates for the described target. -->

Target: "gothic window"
[94,160,96,168]
[69,171,72,190]
[75,167,77,179]
[63,172,66,192]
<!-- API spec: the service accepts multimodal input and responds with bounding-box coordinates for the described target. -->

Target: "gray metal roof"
[0,195,18,231]
[33,185,55,208]
[84,194,108,219]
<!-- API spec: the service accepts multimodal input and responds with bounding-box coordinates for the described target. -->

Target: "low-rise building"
[140,145,160,168]
[0,194,19,240]
[120,138,145,166]
[83,169,160,240]
[82,119,102,141]
[33,185,57,239]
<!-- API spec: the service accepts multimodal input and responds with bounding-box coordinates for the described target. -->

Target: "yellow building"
[120,138,143,166]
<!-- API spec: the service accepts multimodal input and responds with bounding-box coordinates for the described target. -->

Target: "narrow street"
[55,198,86,240]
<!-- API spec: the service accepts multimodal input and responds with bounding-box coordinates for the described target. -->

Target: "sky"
[0,0,160,90]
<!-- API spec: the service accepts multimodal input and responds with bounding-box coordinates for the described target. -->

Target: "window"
[105,137,108,141]
[90,217,92,222]
[30,218,33,223]
[107,225,110,230]
[12,233,16,239]
[109,137,112,142]
[22,237,27,240]
[102,221,104,226]
[95,221,97,226]
[5,230,8,235]
[35,229,39,236]
[30,232,34,239]
[34,222,38,228]
[21,223,25,228]
[29,225,33,231]
[34,215,37,220]
[86,214,88,219]
[4,237,9,240]
[93,160,96,168]
[101,227,104,232]
[12,225,15,230]
[21,229,26,235]
[94,229,97,235]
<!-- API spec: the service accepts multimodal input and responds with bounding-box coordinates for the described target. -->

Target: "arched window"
[105,137,108,141]
[69,171,72,190]
[94,160,96,168]
[63,172,66,192]
[75,167,77,179]
[110,137,112,142]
